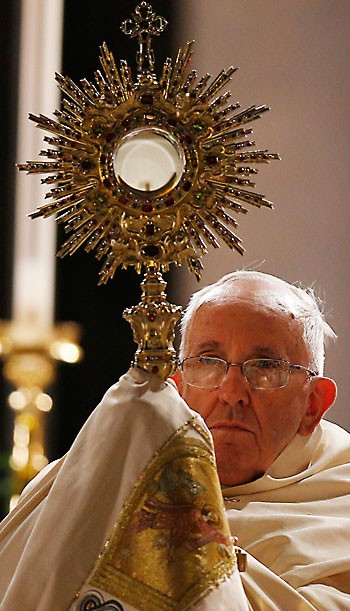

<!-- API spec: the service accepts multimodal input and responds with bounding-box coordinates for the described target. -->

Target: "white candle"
[12,0,64,330]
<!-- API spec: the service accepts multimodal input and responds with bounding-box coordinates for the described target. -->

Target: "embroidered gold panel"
[91,421,236,610]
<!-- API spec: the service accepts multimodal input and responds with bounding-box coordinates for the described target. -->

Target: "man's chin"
[212,432,261,486]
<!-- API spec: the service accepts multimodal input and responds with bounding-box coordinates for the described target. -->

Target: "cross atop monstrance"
[19,2,279,379]
[121,1,168,73]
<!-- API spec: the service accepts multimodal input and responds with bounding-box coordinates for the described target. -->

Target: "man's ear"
[298,377,337,436]
[171,369,183,394]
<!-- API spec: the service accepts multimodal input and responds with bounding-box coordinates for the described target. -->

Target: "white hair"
[179,270,336,375]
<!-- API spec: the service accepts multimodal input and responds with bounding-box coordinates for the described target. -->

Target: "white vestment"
[224,419,350,610]
[0,369,247,611]
[0,369,349,610]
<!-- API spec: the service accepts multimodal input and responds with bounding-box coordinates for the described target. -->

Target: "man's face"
[179,283,316,486]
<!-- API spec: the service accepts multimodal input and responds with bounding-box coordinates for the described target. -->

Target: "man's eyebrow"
[253,347,282,358]
[191,341,221,353]
[188,342,283,359]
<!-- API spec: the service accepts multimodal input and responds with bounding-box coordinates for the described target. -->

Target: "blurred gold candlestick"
[0,320,81,509]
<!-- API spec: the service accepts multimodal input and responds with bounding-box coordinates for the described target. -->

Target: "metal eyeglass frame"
[179,356,318,390]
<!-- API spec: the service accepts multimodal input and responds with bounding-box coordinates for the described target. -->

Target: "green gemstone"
[93,124,103,135]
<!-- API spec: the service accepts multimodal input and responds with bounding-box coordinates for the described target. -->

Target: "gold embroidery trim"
[191,417,213,448]
[90,421,236,610]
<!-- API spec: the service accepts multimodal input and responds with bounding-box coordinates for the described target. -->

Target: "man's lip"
[209,421,252,432]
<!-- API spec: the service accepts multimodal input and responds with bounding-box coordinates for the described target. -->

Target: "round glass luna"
[113,127,185,195]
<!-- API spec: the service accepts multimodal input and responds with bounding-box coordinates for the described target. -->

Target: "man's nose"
[217,363,250,406]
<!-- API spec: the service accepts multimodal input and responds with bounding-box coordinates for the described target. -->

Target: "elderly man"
[177,270,350,609]
[0,270,349,610]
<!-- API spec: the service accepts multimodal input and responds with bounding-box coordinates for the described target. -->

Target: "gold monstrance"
[19,2,279,379]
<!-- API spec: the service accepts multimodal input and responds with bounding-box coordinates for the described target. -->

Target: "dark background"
[0,0,21,518]
[0,0,176,517]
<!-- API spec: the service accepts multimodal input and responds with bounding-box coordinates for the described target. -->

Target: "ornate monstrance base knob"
[123,268,182,379]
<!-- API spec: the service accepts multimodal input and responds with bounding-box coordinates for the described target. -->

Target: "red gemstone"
[145,222,156,236]
[79,159,93,171]
[205,155,218,165]
[142,244,160,258]
[142,204,153,213]
[141,94,153,105]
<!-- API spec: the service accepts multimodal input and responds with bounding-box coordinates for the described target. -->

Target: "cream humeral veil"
[0,368,248,611]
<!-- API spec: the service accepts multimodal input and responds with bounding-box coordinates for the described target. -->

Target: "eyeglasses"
[179,356,318,390]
